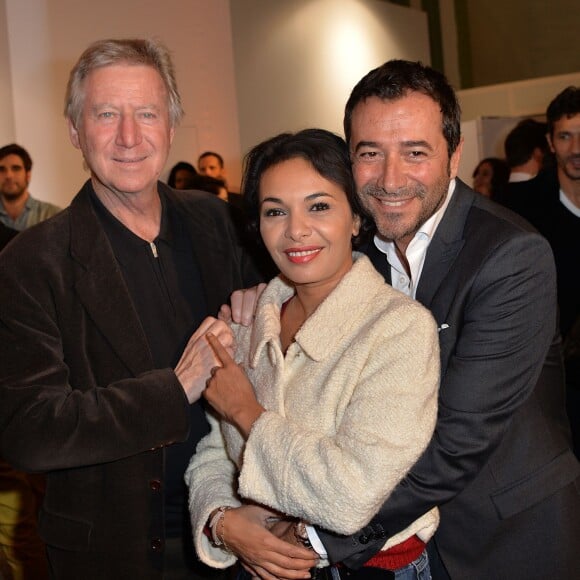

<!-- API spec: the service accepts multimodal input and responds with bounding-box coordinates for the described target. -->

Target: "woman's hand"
[174,317,235,403]
[221,505,318,580]
[204,333,265,439]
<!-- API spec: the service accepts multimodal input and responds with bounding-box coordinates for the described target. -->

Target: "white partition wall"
[1,0,240,207]
[230,0,429,158]
[1,0,429,203]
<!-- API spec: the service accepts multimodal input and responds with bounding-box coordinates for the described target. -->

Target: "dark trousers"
[426,541,451,580]
[164,537,232,580]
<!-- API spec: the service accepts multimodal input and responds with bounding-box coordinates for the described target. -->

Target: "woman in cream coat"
[186,129,440,579]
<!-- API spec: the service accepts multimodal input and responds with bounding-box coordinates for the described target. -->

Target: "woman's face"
[174,169,194,190]
[472,161,493,197]
[259,157,360,293]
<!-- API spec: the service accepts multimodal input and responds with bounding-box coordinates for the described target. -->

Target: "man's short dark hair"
[185,174,226,196]
[198,151,224,168]
[0,144,32,172]
[344,59,461,158]
[504,119,548,168]
[546,86,580,137]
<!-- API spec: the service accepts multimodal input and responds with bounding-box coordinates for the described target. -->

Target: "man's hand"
[221,505,318,580]
[174,317,234,403]
[219,283,267,326]
[204,333,264,439]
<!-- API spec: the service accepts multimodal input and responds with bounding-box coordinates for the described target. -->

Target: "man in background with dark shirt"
[0,38,261,579]
[502,86,580,458]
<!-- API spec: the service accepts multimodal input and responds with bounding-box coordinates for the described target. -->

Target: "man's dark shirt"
[91,190,209,539]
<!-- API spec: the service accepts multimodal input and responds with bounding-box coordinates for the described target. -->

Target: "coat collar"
[249,254,387,364]
[68,181,242,375]
[161,184,241,315]
[415,179,473,306]
[361,179,474,308]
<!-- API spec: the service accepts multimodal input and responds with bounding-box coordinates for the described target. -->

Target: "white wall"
[230,0,430,157]
[3,0,428,204]
[2,0,240,207]
[464,0,579,87]
[0,0,15,141]
[458,72,580,123]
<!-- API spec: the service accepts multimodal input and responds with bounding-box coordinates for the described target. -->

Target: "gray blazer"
[318,180,580,579]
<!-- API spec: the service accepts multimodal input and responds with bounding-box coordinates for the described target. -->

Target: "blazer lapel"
[415,180,473,308]
[361,238,392,284]
[166,187,239,315]
[69,183,153,376]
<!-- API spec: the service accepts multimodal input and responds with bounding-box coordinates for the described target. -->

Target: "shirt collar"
[90,187,173,242]
[509,171,535,183]
[560,188,580,217]
[23,194,36,210]
[89,186,175,266]
[372,179,456,297]
[373,178,456,255]
[0,193,35,216]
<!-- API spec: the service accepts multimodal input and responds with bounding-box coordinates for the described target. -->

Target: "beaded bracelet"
[208,506,234,551]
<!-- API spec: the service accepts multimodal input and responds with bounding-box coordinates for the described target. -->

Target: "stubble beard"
[561,154,580,182]
[0,181,28,200]
[359,174,450,242]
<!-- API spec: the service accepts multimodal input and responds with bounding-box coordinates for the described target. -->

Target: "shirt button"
[151,538,163,552]
[150,479,161,492]
[399,276,406,284]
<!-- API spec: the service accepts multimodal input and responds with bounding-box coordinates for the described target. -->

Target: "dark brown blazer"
[0,181,260,579]
[318,180,580,579]
[0,222,17,250]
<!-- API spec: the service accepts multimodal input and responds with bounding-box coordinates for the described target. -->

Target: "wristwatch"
[294,521,312,548]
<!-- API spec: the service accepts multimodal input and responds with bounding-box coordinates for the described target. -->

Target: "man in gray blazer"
[0,38,262,579]
[320,60,580,579]
[227,61,580,580]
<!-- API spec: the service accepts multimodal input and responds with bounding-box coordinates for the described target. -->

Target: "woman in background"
[167,161,197,190]
[472,157,509,200]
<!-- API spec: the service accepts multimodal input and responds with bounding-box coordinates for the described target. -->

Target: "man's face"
[68,64,174,201]
[0,154,30,200]
[349,93,462,251]
[198,155,223,179]
[548,113,580,186]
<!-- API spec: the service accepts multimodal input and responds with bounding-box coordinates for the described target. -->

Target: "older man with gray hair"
[0,38,265,579]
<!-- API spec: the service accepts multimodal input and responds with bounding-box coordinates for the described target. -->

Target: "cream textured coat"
[186,254,440,568]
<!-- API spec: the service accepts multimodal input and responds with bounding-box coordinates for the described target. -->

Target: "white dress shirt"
[374,180,456,298]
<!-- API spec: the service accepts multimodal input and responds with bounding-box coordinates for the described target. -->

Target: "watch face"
[295,521,312,547]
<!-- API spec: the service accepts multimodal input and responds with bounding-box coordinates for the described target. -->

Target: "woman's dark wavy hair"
[242,128,372,247]
[167,161,197,188]
[344,59,461,159]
